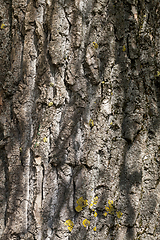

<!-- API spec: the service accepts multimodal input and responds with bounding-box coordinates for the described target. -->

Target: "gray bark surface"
[0,0,160,239]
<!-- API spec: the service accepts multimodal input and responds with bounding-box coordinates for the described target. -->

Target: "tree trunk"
[0,0,160,239]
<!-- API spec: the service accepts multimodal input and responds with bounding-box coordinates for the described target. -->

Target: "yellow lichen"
[156,71,160,77]
[1,23,5,29]
[92,42,99,49]
[82,219,90,228]
[93,226,96,231]
[94,212,97,217]
[75,205,83,212]
[122,45,126,52]
[89,203,93,208]
[103,212,107,217]
[105,200,114,215]
[75,197,88,212]
[89,196,98,211]
[89,119,94,128]
[93,196,98,205]
[108,200,113,206]
[68,226,73,232]
[64,219,74,232]
[48,102,53,107]
[43,137,47,143]
[116,211,123,218]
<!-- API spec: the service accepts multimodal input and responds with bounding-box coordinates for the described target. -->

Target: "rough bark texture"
[0,0,160,239]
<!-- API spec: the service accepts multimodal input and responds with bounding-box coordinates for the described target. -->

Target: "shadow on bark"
[114,1,158,239]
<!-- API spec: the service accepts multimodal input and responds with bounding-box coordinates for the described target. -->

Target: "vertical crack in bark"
[73,171,76,218]
[8,0,13,68]
[3,150,10,227]
[41,163,44,201]
[49,126,52,151]
[64,8,72,34]
[126,33,130,59]
[34,155,43,239]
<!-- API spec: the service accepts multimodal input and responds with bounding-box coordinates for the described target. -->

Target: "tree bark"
[0,0,160,239]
